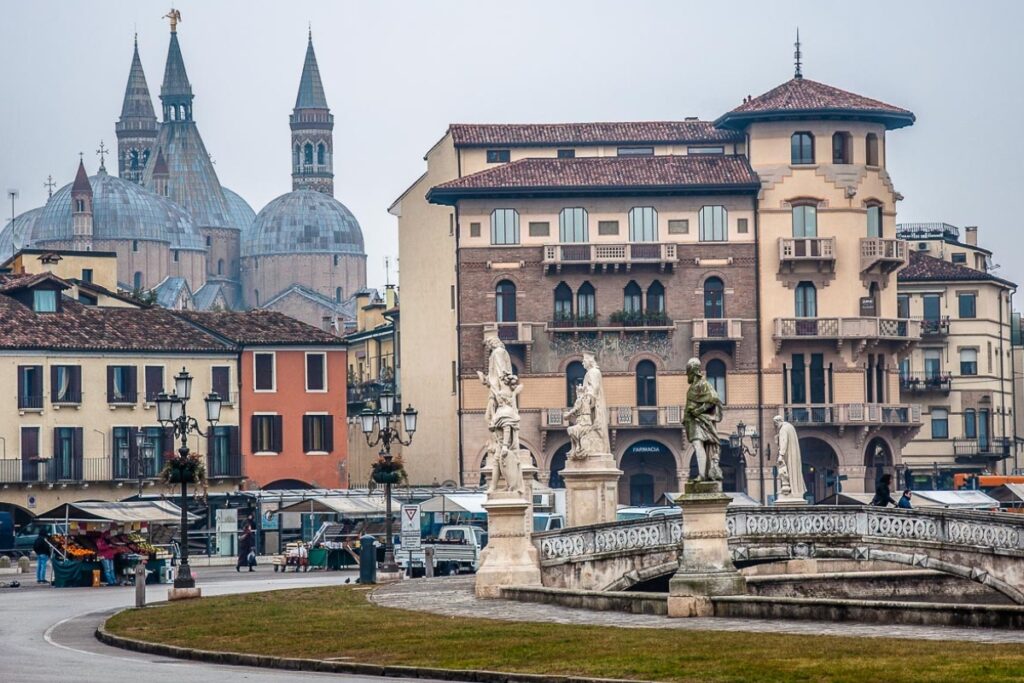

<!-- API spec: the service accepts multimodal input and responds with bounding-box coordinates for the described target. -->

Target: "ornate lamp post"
[728,421,760,495]
[155,367,222,590]
[360,391,417,574]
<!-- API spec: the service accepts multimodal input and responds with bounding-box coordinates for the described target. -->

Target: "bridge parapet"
[535,516,682,567]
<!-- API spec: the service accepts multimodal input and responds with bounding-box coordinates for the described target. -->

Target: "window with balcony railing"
[17,365,43,410]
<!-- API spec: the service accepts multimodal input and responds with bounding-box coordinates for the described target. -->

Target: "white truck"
[397,524,487,576]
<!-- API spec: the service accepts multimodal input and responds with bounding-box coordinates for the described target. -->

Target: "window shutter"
[106,367,114,402]
[228,426,240,458]
[71,366,82,400]
[21,427,38,459]
[162,427,175,465]
[272,416,283,453]
[250,415,260,452]
[50,366,59,401]
[325,416,334,453]
[302,415,311,453]
[17,366,24,401]
[73,428,84,479]
[212,367,230,400]
[127,366,138,400]
[32,366,42,401]
[145,366,163,400]
[52,428,60,458]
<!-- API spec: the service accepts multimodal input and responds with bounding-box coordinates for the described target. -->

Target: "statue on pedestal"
[684,358,723,482]
[563,353,610,461]
[478,337,524,496]
[773,415,806,501]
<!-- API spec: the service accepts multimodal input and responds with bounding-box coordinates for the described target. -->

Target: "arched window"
[75,199,85,213]
[866,204,883,238]
[490,208,520,245]
[831,131,852,164]
[646,280,665,315]
[130,149,140,170]
[628,207,657,242]
[795,281,817,318]
[554,282,573,320]
[294,145,301,168]
[698,206,727,242]
[317,143,326,165]
[496,280,517,322]
[623,281,642,315]
[217,259,224,275]
[635,360,657,406]
[791,132,814,164]
[335,287,343,303]
[576,282,595,319]
[865,133,880,166]
[304,143,314,165]
[706,359,727,403]
[566,361,586,406]
[254,289,260,306]
[559,208,588,243]
[791,204,817,238]
[703,277,724,319]
[133,271,143,290]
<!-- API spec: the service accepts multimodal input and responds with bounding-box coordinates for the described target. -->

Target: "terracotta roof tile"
[449,121,742,147]
[428,155,759,203]
[175,310,344,345]
[898,250,1013,286]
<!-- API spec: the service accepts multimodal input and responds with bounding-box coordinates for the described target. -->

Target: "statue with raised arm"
[774,415,806,501]
[478,337,524,495]
[163,8,182,33]
[564,353,610,460]
[684,358,723,482]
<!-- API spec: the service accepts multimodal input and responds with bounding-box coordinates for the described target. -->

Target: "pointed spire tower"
[70,157,94,250]
[116,35,158,184]
[290,29,334,195]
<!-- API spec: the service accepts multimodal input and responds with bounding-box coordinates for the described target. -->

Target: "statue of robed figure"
[684,358,723,482]
[563,353,611,460]
[478,337,524,496]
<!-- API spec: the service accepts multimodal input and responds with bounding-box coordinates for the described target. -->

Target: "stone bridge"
[532,506,1024,603]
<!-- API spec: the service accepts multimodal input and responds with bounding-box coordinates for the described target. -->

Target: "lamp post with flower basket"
[360,390,417,576]
[155,367,222,591]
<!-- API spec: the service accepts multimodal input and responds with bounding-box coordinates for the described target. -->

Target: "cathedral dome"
[30,170,204,251]
[222,187,256,231]
[0,207,44,262]
[243,189,364,258]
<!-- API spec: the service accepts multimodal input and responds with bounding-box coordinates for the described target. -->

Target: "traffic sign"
[400,504,421,550]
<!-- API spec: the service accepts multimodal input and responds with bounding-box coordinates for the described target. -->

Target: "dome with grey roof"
[222,187,256,232]
[243,189,364,257]
[0,207,44,262]
[29,170,204,251]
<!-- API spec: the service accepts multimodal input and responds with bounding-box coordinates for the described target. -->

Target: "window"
[964,409,977,439]
[866,204,883,238]
[668,219,689,235]
[554,282,573,319]
[951,253,967,264]
[960,348,978,376]
[32,290,57,313]
[254,289,260,306]
[205,235,211,247]
[335,287,342,303]
[51,365,81,404]
[107,365,137,403]
[791,132,815,164]
[20,426,39,478]
[217,258,224,275]
[559,208,588,243]
[958,293,977,319]
[924,349,942,380]
[252,414,283,453]
[623,281,643,314]
[865,133,880,166]
[78,292,97,306]
[698,206,727,241]
[17,365,43,410]
[144,366,164,402]
[211,366,230,402]
[496,280,517,322]
[208,425,238,477]
[831,132,852,164]
[528,221,549,237]
[628,207,658,242]
[617,146,654,156]
[930,408,949,439]
[688,146,724,155]
[576,282,595,318]
[490,209,520,245]
[897,294,910,319]
[52,427,83,480]
[737,218,749,234]
[304,143,314,165]
[635,360,657,406]
[979,409,991,450]
[703,277,725,318]
[706,359,727,403]
[303,414,334,453]
[646,281,665,315]
[317,143,326,165]
[133,272,142,290]
[923,294,941,321]
[598,220,619,236]
[132,240,139,252]
[469,222,481,238]
[795,282,817,318]
[557,149,575,158]
[566,361,586,407]
[306,353,327,391]
[792,204,817,237]
[81,268,93,283]
[75,199,85,212]
[486,149,510,163]
[254,353,276,391]
[790,354,807,404]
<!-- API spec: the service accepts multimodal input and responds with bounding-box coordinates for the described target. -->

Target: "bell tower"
[115,36,158,184]
[290,30,334,195]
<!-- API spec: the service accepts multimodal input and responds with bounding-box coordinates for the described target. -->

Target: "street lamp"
[155,367,222,590]
[361,391,417,575]
[729,421,760,494]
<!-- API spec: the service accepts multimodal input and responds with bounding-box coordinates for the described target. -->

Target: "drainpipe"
[454,204,465,486]
[753,192,766,504]
[999,289,1010,474]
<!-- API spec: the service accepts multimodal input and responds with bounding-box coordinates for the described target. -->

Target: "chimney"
[964,226,978,246]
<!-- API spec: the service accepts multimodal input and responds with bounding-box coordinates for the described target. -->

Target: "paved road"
[0,566,409,683]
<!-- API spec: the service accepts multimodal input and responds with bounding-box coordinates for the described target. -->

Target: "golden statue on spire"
[163,8,181,33]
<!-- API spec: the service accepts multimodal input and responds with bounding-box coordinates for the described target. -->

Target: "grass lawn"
[106,585,1024,683]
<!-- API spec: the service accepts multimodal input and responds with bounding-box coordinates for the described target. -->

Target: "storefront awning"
[274,496,388,517]
[35,500,198,524]
[910,490,1000,509]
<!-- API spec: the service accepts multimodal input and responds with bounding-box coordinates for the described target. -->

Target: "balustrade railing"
[778,237,836,264]
[692,318,743,340]
[774,317,920,341]
[782,403,921,426]
[543,243,678,266]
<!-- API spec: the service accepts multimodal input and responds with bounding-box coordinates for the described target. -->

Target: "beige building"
[896,223,1018,485]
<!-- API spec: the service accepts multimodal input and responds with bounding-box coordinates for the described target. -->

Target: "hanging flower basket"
[369,454,408,490]
[160,453,208,499]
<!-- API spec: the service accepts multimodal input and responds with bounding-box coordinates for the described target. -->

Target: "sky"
[1,0,1023,292]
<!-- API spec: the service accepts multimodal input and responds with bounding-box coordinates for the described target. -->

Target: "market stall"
[419,493,487,535]
[35,501,197,587]
[272,495,389,570]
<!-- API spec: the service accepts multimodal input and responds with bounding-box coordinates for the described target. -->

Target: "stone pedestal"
[562,454,621,528]
[667,481,745,618]
[774,495,809,508]
[168,586,202,601]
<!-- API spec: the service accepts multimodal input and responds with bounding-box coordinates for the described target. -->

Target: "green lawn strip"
[105,586,1024,683]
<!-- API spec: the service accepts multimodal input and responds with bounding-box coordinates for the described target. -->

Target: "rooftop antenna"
[96,140,109,172]
[384,256,392,287]
[6,189,18,225]
[44,175,56,198]
[794,28,803,79]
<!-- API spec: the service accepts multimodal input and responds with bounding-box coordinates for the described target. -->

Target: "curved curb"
[96,611,651,683]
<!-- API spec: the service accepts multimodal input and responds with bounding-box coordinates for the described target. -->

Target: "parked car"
[397,524,487,576]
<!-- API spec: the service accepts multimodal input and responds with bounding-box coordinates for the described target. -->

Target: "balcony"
[899,373,952,395]
[107,390,138,407]
[347,380,397,408]
[484,322,534,345]
[778,237,836,272]
[860,238,908,274]
[953,438,1012,463]
[781,403,922,428]
[773,317,920,356]
[208,451,243,479]
[920,317,950,337]
[692,318,743,342]
[17,394,43,412]
[541,405,684,430]
[546,313,674,334]
[543,242,677,273]
[52,390,83,407]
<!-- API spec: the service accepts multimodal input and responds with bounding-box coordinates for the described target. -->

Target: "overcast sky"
[2,1,1022,291]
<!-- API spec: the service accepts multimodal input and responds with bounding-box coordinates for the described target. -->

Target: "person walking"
[33,528,51,584]
[871,473,898,507]
[897,489,913,509]
[237,520,255,572]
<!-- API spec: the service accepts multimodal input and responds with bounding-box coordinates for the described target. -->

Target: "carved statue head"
[685,357,702,380]
[484,336,502,352]
[582,352,596,369]
[773,415,784,429]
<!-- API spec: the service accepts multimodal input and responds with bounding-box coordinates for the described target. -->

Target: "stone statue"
[774,415,806,500]
[478,337,524,495]
[684,358,723,482]
[563,353,610,460]
[163,8,182,33]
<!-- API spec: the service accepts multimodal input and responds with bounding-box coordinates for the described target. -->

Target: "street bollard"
[424,546,435,578]
[358,534,377,584]
[134,563,146,608]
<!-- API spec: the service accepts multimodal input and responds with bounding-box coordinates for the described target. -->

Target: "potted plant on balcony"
[575,312,597,327]
[609,310,627,326]
[552,310,575,328]
[645,311,669,326]
[159,451,208,499]
[369,453,408,489]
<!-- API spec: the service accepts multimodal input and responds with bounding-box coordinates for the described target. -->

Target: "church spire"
[160,13,194,122]
[116,35,158,183]
[70,158,94,250]
[290,31,335,195]
[294,32,329,110]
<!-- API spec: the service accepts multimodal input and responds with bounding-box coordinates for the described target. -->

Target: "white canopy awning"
[275,496,388,517]
[36,500,197,524]
[419,493,488,515]
[910,490,999,509]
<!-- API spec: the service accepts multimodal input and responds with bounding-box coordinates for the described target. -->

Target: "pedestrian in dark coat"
[237,520,255,572]
[871,474,898,507]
